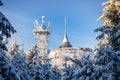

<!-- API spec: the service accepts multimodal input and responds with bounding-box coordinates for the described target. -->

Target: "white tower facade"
[33,16,50,57]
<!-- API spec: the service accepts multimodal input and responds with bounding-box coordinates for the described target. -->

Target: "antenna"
[62,17,68,43]
[65,17,67,35]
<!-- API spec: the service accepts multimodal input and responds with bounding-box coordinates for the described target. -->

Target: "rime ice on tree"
[33,16,50,57]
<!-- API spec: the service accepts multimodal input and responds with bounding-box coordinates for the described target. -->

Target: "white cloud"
[1,9,32,23]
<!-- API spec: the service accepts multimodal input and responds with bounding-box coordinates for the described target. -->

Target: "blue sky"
[0,0,107,50]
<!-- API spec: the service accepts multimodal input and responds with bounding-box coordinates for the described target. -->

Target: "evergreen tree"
[63,56,94,80]
[7,40,18,60]
[0,0,16,51]
[52,67,62,80]
[61,62,74,80]
[0,1,20,80]
[8,41,33,80]
[93,0,120,79]
[0,0,3,6]
[96,0,120,51]
[73,56,94,80]
[0,50,20,80]
[27,45,55,80]
[27,45,37,65]
[42,59,56,80]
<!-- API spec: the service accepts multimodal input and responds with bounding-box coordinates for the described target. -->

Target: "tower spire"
[65,17,66,35]
[59,17,72,48]
[63,17,68,43]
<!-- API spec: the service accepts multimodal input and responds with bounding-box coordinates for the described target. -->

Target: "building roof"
[59,18,72,48]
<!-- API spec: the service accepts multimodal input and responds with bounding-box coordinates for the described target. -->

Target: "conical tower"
[59,18,72,48]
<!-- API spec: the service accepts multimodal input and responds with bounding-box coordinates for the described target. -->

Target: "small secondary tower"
[33,16,50,57]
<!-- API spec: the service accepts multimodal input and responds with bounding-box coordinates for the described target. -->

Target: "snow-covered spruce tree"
[61,62,74,80]
[73,56,94,80]
[0,0,3,6]
[0,1,20,80]
[0,50,20,80]
[7,40,17,60]
[0,1,16,51]
[96,0,120,51]
[93,0,120,79]
[27,45,37,65]
[27,45,46,80]
[51,67,62,80]
[27,45,55,80]
[63,55,94,80]
[8,41,33,80]
[42,59,56,80]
